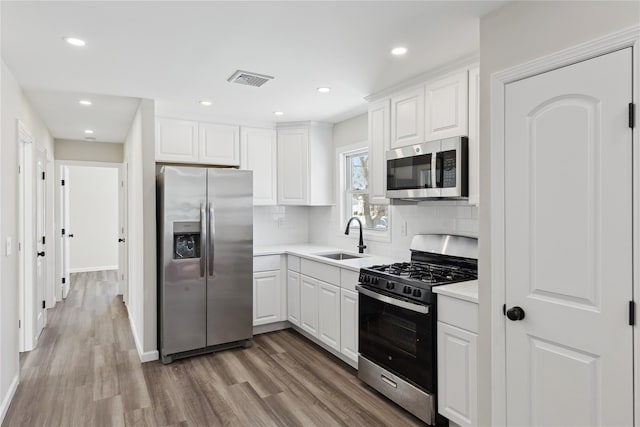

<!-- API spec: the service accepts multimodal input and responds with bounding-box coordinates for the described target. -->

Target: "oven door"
[357,285,435,393]
[386,141,441,198]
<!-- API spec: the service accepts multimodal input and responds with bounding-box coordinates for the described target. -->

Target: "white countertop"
[433,280,478,304]
[254,243,405,272]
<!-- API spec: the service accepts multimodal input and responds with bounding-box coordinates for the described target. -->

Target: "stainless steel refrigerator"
[157,165,253,364]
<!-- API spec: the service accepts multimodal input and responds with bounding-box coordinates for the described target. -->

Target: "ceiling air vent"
[227,70,274,87]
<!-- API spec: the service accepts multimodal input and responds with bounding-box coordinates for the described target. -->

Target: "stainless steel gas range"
[357,234,478,426]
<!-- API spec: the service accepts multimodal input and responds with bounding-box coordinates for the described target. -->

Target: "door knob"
[37,251,45,257]
[506,306,526,321]
[118,238,126,243]
[68,234,74,238]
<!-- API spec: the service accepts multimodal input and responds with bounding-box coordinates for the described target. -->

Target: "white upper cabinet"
[390,86,425,149]
[277,123,333,206]
[467,66,480,205]
[368,99,390,204]
[155,117,239,166]
[156,117,199,163]
[199,123,240,166]
[425,70,469,141]
[240,127,277,205]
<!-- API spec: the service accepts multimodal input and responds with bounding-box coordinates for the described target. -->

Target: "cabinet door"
[199,123,240,166]
[467,66,479,205]
[277,128,309,205]
[155,118,199,162]
[437,321,477,427]
[253,270,281,326]
[340,288,358,363]
[287,270,301,326]
[318,282,341,351]
[241,127,277,205]
[425,70,468,141]
[368,100,390,204]
[300,275,319,336]
[390,87,425,148]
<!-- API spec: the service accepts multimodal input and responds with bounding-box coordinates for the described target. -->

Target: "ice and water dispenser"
[173,221,201,259]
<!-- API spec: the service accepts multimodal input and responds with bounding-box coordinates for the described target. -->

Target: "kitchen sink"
[316,252,364,260]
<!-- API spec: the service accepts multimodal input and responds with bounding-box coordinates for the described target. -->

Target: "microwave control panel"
[441,150,457,188]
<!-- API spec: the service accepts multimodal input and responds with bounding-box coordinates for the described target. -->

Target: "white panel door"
[340,288,358,363]
[61,166,70,299]
[391,87,425,148]
[505,48,633,426]
[240,127,277,205]
[300,275,319,336]
[437,321,477,427]
[425,70,468,140]
[199,123,240,166]
[253,270,282,326]
[35,147,47,338]
[277,128,309,205]
[318,281,340,351]
[155,117,199,162]
[368,99,390,204]
[287,270,301,326]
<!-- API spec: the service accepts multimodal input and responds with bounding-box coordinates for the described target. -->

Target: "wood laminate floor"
[3,271,425,427]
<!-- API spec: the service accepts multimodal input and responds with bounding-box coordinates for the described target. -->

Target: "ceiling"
[1,1,505,144]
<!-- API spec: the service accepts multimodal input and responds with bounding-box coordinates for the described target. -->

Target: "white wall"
[478,2,640,425]
[68,166,119,272]
[123,98,157,362]
[0,59,54,423]
[55,139,124,163]
[254,206,310,246]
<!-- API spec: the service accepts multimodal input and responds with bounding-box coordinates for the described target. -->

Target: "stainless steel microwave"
[386,136,468,200]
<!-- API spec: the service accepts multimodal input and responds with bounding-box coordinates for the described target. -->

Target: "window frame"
[337,142,391,243]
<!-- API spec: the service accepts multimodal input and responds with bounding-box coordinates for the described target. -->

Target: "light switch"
[6,237,11,256]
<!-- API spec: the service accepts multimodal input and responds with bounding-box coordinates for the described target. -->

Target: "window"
[345,149,388,232]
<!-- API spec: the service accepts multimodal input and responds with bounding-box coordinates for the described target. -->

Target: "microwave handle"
[431,153,438,189]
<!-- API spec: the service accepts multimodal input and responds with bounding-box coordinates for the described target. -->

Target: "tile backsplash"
[253,206,310,246]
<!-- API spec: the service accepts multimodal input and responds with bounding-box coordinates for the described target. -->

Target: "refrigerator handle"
[200,203,206,277]
[208,202,215,276]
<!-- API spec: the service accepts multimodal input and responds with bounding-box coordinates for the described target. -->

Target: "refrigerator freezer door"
[159,166,207,355]
[206,168,253,346]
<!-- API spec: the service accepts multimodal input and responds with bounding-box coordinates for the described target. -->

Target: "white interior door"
[61,166,71,299]
[35,147,47,338]
[505,48,633,426]
[118,164,128,301]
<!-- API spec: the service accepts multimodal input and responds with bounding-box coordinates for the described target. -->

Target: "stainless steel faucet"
[344,217,367,254]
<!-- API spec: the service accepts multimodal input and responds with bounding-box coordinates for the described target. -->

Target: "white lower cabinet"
[318,281,341,351]
[340,289,358,363]
[300,275,319,336]
[437,295,478,427]
[287,270,301,326]
[252,270,282,326]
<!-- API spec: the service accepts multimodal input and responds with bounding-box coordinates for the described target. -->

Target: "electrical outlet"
[5,237,11,256]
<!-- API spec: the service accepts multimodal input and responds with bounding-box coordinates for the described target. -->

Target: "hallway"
[2,272,423,427]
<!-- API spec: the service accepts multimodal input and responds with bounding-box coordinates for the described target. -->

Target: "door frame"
[54,160,125,299]
[489,25,640,425]
[17,120,35,352]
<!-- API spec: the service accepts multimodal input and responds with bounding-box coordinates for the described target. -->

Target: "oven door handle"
[356,285,430,314]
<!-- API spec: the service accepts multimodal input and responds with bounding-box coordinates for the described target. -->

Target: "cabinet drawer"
[253,255,281,272]
[288,255,301,273]
[301,259,340,286]
[437,295,478,333]
[340,269,359,292]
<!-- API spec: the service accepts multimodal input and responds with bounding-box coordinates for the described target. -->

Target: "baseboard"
[70,265,118,273]
[253,321,291,335]
[127,311,159,363]
[0,374,19,424]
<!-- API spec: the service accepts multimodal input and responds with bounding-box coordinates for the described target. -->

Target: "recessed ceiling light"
[84,129,94,134]
[317,87,331,93]
[63,37,86,47]
[391,46,408,56]
[199,100,212,106]
[78,99,92,106]
[274,111,284,116]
